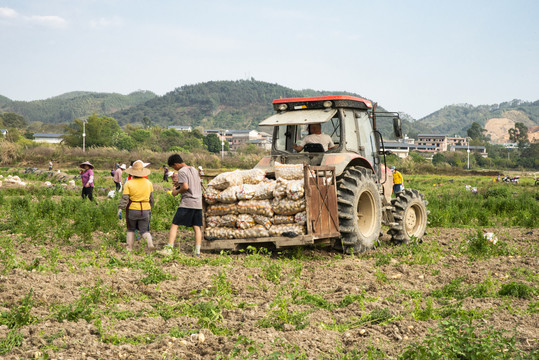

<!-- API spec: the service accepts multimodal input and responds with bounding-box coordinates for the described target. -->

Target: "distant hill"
[1,81,537,142]
[414,100,539,140]
[0,90,157,124]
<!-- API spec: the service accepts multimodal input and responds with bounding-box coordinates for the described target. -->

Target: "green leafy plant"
[498,281,535,299]
[399,317,533,359]
[0,289,37,328]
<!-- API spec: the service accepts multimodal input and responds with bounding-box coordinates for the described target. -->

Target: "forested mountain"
[0,90,156,124]
[415,100,539,136]
[111,80,372,129]
[1,80,538,141]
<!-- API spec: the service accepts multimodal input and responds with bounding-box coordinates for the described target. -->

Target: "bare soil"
[0,227,537,359]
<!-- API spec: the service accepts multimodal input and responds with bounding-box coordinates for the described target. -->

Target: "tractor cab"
[256,95,402,182]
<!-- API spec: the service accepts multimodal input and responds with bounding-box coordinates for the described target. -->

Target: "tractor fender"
[321,153,374,177]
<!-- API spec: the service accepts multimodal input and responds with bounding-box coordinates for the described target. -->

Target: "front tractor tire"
[388,189,428,243]
[336,167,382,253]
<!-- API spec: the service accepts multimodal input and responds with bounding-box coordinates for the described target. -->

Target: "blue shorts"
[172,207,203,227]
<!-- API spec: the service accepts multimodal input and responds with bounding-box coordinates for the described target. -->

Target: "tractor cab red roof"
[272,95,372,111]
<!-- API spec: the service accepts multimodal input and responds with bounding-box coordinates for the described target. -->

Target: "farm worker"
[48,160,53,171]
[391,166,404,194]
[163,165,169,182]
[126,160,150,182]
[293,123,336,152]
[117,161,155,251]
[79,161,95,201]
[160,153,203,257]
[113,164,126,192]
[198,166,205,186]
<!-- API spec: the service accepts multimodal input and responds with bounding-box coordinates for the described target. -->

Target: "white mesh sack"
[236,214,255,229]
[205,227,236,239]
[272,178,289,198]
[253,214,272,230]
[220,214,237,228]
[272,197,306,215]
[206,215,221,228]
[294,211,307,225]
[217,185,240,203]
[237,169,266,184]
[253,180,277,200]
[274,162,304,180]
[237,199,274,217]
[235,225,269,238]
[208,170,243,190]
[286,179,305,200]
[268,223,306,237]
[203,186,221,204]
[273,215,295,225]
[236,184,257,201]
[206,203,238,216]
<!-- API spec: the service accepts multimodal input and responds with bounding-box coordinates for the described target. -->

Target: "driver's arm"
[293,144,304,152]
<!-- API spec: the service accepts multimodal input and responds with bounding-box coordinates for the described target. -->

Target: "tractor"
[253,95,428,253]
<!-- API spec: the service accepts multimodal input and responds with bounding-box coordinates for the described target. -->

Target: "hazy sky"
[1,0,538,119]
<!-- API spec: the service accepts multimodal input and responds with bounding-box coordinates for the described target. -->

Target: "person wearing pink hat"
[79,161,95,201]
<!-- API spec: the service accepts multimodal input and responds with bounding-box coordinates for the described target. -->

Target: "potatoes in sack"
[237,169,266,184]
[273,178,288,198]
[253,214,272,230]
[220,214,237,228]
[236,184,257,200]
[272,197,306,215]
[205,227,236,240]
[294,211,307,225]
[206,203,237,216]
[237,199,274,217]
[273,215,295,224]
[269,224,306,237]
[253,179,277,200]
[217,185,240,203]
[208,170,243,190]
[274,162,304,180]
[203,186,221,204]
[236,214,255,229]
[235,225,269,238]
[206,215,221,228]
[286,179,305,200]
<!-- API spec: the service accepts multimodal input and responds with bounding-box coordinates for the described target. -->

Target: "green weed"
[258,291,311,331]
[140,256,173,285]
[0,289,37,328]
[498,281,536,299]
[399,317,534,359]
[0,330,24,355]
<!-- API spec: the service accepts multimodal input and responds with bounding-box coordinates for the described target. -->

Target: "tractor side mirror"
[393,117,403,138]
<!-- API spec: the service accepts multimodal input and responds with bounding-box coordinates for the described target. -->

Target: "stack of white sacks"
[204,163,307,239]
[3,175,27,186]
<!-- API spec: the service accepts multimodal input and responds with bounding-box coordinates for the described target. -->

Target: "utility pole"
[82,120,87,152]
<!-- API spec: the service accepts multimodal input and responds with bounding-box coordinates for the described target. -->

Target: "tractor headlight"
[278,103,288,111]
[323,100,333,108]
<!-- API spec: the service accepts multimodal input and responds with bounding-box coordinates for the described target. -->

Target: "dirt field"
[0,227,537,359]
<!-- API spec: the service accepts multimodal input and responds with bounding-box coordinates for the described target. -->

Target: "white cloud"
[27,15,67,28]
[0,7,18,18]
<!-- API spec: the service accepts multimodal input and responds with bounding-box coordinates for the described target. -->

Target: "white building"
[33,133,63,144]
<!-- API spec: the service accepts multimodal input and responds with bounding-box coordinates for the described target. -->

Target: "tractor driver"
[293,123,336,152]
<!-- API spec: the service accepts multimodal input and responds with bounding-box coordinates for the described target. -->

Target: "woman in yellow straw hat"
[118,160,155,251]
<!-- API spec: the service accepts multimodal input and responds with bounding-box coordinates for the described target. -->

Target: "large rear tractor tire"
[336,167,382,253]
[388,189,428,243]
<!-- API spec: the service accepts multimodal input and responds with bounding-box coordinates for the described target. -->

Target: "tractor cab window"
[273,112,342,153]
